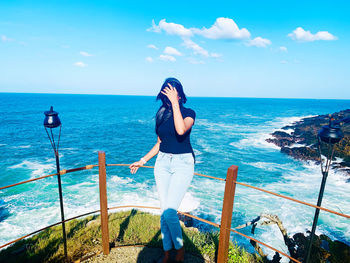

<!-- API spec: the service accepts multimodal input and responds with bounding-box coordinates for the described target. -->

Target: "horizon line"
[0,91,349,101]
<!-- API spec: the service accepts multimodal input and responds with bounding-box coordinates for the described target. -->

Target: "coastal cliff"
[266,109,350,177]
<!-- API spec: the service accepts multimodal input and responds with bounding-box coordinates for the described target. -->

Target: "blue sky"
[0,0,349,99]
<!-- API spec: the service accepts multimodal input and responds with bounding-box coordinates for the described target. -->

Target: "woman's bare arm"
[142,136,162,162]
[171,102,194,135]
[129,136,161,174]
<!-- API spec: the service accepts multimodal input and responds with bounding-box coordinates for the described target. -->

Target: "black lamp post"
[305,116,344,263]
[44,106,68,261]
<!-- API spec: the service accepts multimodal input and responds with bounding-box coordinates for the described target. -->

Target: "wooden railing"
[1,151,349,263]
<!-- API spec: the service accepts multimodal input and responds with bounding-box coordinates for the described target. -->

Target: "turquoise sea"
[0,93,349,260]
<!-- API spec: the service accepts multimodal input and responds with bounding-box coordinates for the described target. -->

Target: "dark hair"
[156,77,187,106]
[155,77,187,135]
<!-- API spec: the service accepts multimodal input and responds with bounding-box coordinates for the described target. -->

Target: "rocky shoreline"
[266,109,350,179]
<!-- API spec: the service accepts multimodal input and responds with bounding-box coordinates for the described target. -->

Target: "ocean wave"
[232,115,316,151]
[267,115,315,128]
[178,192,200,212]
[110,175,134,184]
[242,161,290,172]
[196,138,220,153]
[60,147,78,151]
[288,143,306,148]
[232,134,280,150]
[8,160,55,178]
[195,119,255,133]
[12,145,31,149]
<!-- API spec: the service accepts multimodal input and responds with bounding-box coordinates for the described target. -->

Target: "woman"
[129,77,196,263]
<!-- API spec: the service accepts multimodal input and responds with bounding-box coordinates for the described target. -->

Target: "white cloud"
[182,39,209,57]
[246,37,271,48]
[192,17,250,40]
[74,61,87,67]
[148,19,193,37]
[279,46,288,52]
[164,46,182,56]
[288,27,337,42]
[80,51,93,57]
[145,56,153,63]
[1,35,14,42]
[159,54,176,62]
[147,44,158,50]
[280,60,288,64]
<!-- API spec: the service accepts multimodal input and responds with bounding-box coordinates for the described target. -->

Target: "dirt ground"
[80,245,210,263]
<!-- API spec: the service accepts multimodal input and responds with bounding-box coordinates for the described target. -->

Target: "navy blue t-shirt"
[157,106,196,155]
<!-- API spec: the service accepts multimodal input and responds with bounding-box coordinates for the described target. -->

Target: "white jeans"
[154,151,194,251]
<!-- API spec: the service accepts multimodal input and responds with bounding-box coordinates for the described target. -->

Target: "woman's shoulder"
[182,106,196,118]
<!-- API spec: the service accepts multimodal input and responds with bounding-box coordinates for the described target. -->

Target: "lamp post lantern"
[305,116,343,263]
[43,106,68,261]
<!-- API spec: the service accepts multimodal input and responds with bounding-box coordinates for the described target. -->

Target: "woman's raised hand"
[129,161,143,174]
[161,83,179,105]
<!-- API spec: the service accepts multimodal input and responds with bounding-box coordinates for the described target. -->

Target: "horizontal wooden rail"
[2,164,347,219]
[106,163,225,181]
[0,204,301,263]
[0,205,218,250]
[0,172,59,190]
[0,209,100,249]
[0,165,98,190]
[229,228,301,263]
[0,164,223,191]
[234,180,350,219]
[108,205,301,262]
[107,165,350,219]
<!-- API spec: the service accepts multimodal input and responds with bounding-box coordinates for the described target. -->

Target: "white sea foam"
[8,160,55,178]
[0,196,61,246]
[275,128,294,135]
[193,149,202,156]
[288,143,306,148]
[60,147,78,151]
[108,189,161,215]
[196,138,220,153]
[178,192,200,212]
[242,161,290,172]
[110,175,134,184]
[12,145,31,149]
[66,181,95,190]
[232,115,315,152]
[243,159,350,261]
[233,135,280,150]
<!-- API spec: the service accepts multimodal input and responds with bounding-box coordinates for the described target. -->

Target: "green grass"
[0,209,262,262]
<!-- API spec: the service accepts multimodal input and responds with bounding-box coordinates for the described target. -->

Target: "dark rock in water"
[330,240,350,262]
[290,232,350,263]
[266,109,350,177]
[281,146,319,161]
[0,200,10,222]
[178,213,193,227]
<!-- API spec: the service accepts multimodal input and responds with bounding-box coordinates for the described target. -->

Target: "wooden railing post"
[217,165,238,263]
[98,151,109,255]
